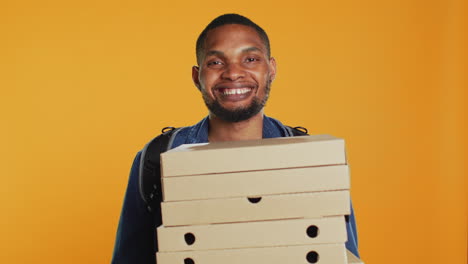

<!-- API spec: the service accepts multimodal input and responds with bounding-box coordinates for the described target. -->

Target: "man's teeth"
[222,88,251,95]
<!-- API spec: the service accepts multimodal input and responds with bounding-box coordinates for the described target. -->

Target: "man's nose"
[221,63,246,81]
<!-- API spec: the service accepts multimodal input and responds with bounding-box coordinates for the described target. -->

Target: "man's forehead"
[203,24,267,53]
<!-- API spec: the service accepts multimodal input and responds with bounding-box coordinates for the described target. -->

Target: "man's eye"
[208,61,223,66]
[246,57,259,62]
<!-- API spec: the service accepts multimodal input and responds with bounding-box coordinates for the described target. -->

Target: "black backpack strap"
[139,127,178,212]
[287,126,309,136]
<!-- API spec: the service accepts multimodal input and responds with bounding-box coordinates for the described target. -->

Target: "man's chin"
[205,100,264,123]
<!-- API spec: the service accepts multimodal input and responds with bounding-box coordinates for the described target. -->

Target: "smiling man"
[193,19,276,142]
[112,14,359,263]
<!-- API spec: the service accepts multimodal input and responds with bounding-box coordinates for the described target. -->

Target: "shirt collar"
[185,115,286,145]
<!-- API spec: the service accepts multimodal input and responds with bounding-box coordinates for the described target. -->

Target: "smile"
[220,88,252,95]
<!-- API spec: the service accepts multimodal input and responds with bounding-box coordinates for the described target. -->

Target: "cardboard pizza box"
[156,243,347,264]
[157,216,347,252]
[161,190,350,226]
[347,250,364,264]
[162,165,350,202]
[161,135,346,177]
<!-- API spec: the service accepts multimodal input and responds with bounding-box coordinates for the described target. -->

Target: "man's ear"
[192,66,201,91]
[268,57,277,83]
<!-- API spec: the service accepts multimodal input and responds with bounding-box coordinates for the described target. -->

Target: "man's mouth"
[213,84,255,102]
[218,88,252,95]
[214,83,256,95]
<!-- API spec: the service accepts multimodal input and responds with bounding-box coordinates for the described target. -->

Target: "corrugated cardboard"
[157,216,347,252]
[161,135,346,177]
[156,243,347,264]
[161,190,350,226]
[347,250,364,264]
[162,165,350,201]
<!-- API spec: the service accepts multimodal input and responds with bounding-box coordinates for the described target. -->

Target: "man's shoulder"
[142,117,209,150]
[263,115,309,137]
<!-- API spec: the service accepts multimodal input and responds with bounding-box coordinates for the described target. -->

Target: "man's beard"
[202,84,271,123]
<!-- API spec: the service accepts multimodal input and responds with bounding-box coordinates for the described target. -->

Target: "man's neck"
[208,112,264,142]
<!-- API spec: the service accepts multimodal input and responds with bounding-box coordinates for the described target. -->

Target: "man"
[112,13,359,263]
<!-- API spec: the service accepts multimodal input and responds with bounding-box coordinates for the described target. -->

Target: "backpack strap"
[139,127,179,212]
[287,126,309,136]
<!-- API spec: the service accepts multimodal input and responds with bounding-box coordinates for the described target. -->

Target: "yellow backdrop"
[1,0,466,263]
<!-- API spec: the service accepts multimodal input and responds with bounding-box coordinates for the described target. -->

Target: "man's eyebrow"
[242,47,262,53]
[206,47,263,57]
[206,50,224,57]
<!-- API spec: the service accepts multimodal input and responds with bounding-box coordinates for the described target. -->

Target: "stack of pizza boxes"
[157,135,364,264]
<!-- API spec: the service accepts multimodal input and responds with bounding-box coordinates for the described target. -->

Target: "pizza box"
[156,243,347,264]
[347,250,364,263]
[161,190,350,226]
[161,135,346,177]
[162,165,349,202]
[157,216,346,252]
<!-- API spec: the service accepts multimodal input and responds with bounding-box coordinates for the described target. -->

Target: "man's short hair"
[196,13,271,65]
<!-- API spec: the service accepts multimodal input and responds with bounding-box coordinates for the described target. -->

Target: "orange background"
[1,0,466,263]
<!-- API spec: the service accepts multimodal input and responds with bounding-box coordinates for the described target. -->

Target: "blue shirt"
[112,116,359,263]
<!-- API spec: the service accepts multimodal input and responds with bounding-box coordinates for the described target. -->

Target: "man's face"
[193,24,276,122]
